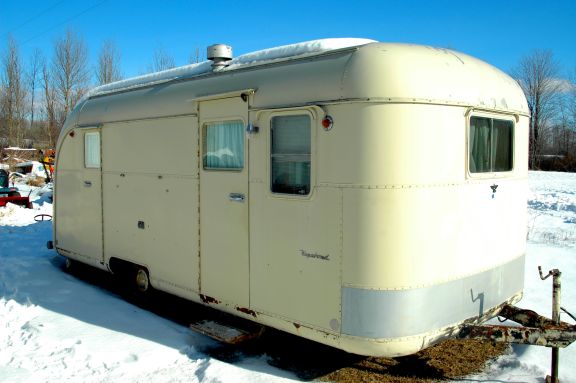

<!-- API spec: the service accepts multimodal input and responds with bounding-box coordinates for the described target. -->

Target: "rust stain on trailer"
[236,307,257,318]
[199,294,220,305]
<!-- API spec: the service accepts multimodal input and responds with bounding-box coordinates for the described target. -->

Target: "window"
[84,132,101,168]
[271,115,311,195]
[203,120,244,170]
[469,117,513,173]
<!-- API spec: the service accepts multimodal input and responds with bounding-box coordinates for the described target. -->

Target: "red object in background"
[0,195,32,209]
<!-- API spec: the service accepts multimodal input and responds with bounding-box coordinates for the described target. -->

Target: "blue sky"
[1,0,575,81]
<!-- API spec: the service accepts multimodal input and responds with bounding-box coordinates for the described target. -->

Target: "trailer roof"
[83,38,376,100]
[69,39,529,130]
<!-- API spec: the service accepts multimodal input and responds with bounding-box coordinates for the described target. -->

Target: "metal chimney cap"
[207,44,233,70]
[207,44,232,60]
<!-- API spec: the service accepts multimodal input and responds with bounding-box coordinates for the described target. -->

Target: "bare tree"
[41,59,58,147]
[512,50,562,169]
[52,29,89,121]
[96,40,122,85]
[27,48,42,130]
[1,36,27,147]
[148,47,175,73]
[189,47,202,64]
[570,69,576,133]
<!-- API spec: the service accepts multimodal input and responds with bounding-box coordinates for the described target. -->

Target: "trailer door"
[199,97,249,307]
[55,127,103,267]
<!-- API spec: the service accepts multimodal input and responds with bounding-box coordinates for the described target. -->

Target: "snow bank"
[527,171,576,246]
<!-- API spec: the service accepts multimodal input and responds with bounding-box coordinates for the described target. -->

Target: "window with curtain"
[271,115,311,195]
[469,117,513,173]
[84,132,101,168]
[203,120,244,170]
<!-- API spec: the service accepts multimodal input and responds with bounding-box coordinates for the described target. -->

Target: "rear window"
[469,117,513,173]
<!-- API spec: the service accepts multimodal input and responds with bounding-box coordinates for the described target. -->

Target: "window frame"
[202,118,245,172]
[267,110,316,198]
[84,131,101,169]
[467,113,515,178]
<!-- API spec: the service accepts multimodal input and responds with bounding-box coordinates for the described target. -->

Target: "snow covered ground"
[1,171,575,382]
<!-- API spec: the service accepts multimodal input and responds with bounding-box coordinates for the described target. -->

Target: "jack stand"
[539,267,561,383]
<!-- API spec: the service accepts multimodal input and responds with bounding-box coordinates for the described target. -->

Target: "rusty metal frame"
[458,304,576,348]
[459,267,575,383]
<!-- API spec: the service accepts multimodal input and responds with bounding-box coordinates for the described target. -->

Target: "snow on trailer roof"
[84,38,376,100]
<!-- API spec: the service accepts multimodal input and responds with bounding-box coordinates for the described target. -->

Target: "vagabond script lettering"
[300,250,330,261]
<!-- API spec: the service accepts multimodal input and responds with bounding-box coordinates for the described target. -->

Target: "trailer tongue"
[459,267,576,383]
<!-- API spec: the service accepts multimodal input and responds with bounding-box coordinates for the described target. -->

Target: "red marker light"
[69,131,75,137]
[322,115,333,131]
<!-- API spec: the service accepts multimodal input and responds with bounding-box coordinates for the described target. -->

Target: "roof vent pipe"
[207,44,233,70]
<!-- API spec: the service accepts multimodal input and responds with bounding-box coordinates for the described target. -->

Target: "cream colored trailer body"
[53,41,529,357]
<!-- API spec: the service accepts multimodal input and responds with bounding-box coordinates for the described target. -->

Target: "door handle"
[84,180,92,187]
[229,193,245,202]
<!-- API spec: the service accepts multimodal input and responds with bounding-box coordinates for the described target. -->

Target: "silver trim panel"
[342,255,525,338]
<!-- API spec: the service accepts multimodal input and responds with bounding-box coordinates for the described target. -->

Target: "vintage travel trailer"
[52,39,529,357]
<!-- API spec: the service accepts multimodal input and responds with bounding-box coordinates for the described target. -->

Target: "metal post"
[539,266,562,383]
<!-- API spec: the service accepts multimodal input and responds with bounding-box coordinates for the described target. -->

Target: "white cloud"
[550,77,575,93]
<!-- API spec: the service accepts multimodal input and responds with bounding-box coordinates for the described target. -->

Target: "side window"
[84,132,101,168]
[271,115,311,195]
[203,120,244,170]
[469,117,513,173]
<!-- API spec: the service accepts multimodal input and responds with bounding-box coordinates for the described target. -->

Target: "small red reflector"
[322,116,333,131]
[69,131,75,137]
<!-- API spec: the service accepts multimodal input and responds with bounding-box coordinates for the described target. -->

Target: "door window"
[203,120,244,170]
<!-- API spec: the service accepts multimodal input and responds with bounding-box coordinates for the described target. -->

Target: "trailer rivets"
[322,115,333,131]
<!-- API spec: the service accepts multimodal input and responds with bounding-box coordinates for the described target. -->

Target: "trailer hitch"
[459,267,575,383]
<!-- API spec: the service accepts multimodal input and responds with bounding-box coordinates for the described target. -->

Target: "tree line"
[0,30,181,151]
[513,51,576,171]
[1,31,575,171]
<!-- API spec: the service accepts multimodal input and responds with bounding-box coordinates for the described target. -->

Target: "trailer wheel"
[64,257,74,272]
[135,268,150,293]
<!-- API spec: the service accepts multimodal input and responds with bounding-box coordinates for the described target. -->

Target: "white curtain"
[204,120,244,169]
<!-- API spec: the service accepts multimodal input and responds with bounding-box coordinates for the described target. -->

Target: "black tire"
[63,257,75,272]
[8,191,20,197]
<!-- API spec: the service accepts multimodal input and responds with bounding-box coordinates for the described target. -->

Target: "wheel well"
[109,258,150,280]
